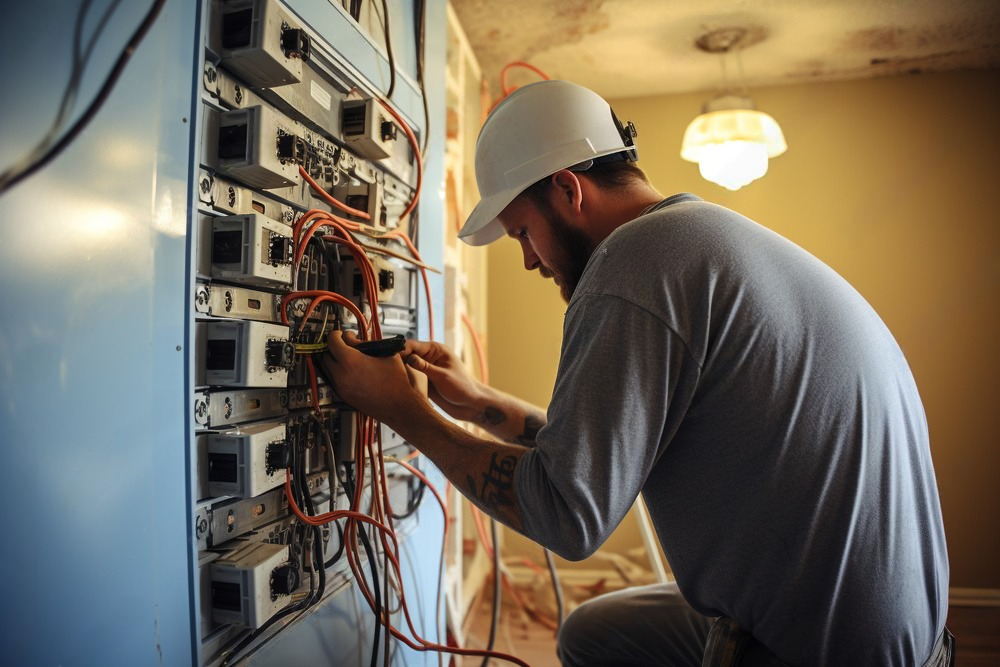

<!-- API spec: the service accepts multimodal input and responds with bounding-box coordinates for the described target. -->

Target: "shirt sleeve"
[513,292,701,560]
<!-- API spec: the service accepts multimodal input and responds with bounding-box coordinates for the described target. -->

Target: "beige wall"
[485,69,1000,588]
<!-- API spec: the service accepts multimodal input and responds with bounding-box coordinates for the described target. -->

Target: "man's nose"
[521,244,540,272]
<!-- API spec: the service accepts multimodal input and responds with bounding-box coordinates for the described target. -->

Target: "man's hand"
[403,339,486,423]
[322,331,423,425]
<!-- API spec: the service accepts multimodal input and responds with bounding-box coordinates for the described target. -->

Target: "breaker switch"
[268,235,292,264]
[270,565,299,598]
[265,442,290,475]
[379,268,394,292]
[280,27,310,61]
[380,120,397,143]
[265,340,294,370]
[276,133,306,165]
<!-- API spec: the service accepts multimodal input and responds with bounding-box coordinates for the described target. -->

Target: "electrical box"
[210,542,293,628]
[217,105,302,189]
[219,0,309,88]
[207,420,288,498]
[211,213,293,287]
[204,320,293,387]
[342,98,398,160]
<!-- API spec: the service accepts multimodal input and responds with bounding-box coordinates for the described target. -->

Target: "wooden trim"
[950,587,1000,607]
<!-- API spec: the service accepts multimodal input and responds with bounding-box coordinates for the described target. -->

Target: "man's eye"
[518,230,528,240]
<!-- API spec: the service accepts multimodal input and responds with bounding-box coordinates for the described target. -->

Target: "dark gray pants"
[557,583,713,666]
[557,582,955,667]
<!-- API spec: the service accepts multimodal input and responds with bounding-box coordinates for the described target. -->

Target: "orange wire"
[385,228,434,341]
[280,290,367,333]
[499,61,550,96]
[377,99,423,222]
[298,165,371,220]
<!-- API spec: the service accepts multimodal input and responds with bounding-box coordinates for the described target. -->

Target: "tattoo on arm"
[510,413,544,447]
[479,406,506,426]
[467,452,517,509]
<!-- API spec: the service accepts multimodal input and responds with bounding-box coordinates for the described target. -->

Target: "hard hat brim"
[457,189,516,246]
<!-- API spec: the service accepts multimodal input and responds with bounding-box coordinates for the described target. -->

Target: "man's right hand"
[403,340,486,423]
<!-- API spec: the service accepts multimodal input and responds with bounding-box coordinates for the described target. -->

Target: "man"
[323,80,951,665]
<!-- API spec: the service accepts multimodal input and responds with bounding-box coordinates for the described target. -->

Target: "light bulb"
[697,141,769,191]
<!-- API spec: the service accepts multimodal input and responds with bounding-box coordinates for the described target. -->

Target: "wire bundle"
[260,104,530,664]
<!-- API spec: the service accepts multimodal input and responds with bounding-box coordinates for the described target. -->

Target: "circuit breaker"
[210,542,294,628]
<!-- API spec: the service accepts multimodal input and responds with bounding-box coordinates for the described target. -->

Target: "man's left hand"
[321,330,422,425]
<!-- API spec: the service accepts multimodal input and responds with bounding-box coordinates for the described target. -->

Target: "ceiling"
[449,0,1000,99]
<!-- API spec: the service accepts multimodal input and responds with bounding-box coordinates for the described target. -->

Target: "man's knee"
[556,594,611,666]
[556,584,713,667]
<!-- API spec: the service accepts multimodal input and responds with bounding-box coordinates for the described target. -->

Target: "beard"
[538,205,595,303]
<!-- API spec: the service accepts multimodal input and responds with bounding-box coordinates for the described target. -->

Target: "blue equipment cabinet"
[0,0,448,664]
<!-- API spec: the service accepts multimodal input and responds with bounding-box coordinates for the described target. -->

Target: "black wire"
[415,0,429,157]
[544,548,565,633]
[324,519,346,569]
[2,0,123,195]
[0,0,167,196]
[346,467,382,667]
[482,519,501,667]
[390,459,426,520]
[358,524,382,667]
[379,0,396,99]
[298,424,326,604]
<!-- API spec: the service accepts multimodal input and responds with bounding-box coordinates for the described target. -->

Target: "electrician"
[322,80,952,666]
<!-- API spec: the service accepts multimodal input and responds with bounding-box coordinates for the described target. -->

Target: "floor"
[462,596,1000,667]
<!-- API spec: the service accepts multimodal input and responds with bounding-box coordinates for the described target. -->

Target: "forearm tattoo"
[479,406,506,426]
[467,452,516,508]
[510,413,544,447]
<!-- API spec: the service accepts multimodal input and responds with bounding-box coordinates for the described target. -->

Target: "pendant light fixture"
[681,28,786,191]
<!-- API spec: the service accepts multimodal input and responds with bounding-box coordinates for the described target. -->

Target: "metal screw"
[196,517,209,537]
[234,85,243,105]
[224,290,233,312]
[194,399,208,419]
[199,176,211,194]
[195,286,209,309]
[227,186,236,207]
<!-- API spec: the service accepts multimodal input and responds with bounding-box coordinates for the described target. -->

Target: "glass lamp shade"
[681,106,787,191]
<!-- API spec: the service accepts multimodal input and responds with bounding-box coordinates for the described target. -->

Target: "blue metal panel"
[0,0,200,664]
[0,0,449,663]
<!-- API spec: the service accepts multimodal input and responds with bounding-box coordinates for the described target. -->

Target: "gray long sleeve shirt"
[514,195,949,665]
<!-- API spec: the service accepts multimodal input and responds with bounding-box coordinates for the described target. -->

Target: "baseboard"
[950,587,1000,607]
[504,565,658,590]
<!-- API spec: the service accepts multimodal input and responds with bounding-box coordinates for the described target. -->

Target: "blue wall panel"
[0,0,449,664]
[0,0,200,664]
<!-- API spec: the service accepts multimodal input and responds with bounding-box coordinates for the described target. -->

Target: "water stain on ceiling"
[450,0,1000,99]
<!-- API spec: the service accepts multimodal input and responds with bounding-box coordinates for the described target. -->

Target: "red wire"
[304,355,321,411]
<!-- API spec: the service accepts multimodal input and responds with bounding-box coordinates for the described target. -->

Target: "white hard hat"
[459,80,638,246]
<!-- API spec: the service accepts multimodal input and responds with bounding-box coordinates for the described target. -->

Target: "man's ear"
[549,169,584,213]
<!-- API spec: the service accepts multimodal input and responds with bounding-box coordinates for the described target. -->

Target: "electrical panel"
[194,0,435,663]
[0,0,445,665]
